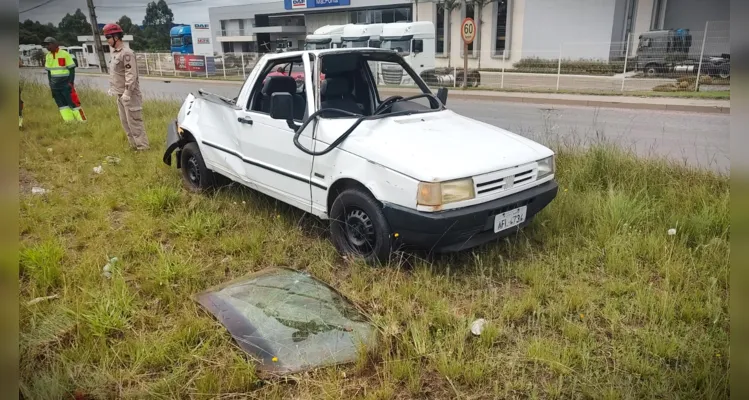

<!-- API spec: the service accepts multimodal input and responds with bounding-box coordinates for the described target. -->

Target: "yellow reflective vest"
[45,49,75,88]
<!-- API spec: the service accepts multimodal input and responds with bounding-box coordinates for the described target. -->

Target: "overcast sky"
[19,0,275,26]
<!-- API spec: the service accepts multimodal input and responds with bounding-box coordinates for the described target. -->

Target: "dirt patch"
[19,168,41,196]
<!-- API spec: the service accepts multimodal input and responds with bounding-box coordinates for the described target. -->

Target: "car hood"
[317,109,553,182]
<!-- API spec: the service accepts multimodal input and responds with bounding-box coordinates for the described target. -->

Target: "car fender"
[323,150,419,213]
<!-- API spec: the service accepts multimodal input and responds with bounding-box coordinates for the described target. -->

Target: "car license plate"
[494,206,527,233]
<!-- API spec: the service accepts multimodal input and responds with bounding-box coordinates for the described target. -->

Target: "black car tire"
[329,188,393,265]
[180,142,216,192]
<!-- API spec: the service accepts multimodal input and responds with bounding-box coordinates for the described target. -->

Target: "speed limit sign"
[461,18,476,44]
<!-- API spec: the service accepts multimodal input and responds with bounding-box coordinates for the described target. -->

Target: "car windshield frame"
[316,49,443,120]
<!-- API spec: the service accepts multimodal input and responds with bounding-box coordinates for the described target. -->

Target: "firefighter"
[43,37,86,122]
[104,23,150,151]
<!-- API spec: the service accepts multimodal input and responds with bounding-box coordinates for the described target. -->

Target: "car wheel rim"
[344,208,376,255]
[187,156,200,186]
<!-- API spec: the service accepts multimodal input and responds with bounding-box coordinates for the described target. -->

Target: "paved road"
[21,70,729,173]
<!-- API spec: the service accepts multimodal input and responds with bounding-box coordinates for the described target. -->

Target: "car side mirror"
[436,87,448,105]
[270,93,294,121]
[413,40,423,53]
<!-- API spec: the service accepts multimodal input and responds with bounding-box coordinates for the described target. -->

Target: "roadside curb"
[75,72,730,114]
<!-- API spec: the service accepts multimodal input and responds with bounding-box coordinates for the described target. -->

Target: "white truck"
[341,23,384,48]
[304,25,350,50]
[163,48,557,264]
[379,21,481,87]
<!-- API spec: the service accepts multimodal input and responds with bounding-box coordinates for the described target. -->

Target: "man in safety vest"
[104,23,149,150]
[43,37,86,122]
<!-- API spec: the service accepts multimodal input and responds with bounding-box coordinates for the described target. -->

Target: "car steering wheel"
[374,95,404,115]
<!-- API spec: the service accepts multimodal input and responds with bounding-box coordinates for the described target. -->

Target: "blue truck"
[170,25,193,54]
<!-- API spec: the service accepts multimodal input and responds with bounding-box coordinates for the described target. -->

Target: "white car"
[163,48,558,264]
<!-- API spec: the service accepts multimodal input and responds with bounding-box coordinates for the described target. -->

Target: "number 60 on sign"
[461,18,476,44]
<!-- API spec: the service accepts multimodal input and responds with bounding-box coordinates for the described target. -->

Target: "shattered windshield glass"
[194,267,376,376]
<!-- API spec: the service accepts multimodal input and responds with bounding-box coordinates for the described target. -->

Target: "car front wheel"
[329,188,393,265]
[180,142,216,192]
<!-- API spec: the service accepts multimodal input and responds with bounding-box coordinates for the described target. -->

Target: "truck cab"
[170,25,193,54]
[341,24,384,49]
[304,25,349,50]
[163,48,558,264]
[379,21,436,85]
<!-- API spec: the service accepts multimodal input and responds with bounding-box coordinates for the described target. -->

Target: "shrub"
[512,57,635,75]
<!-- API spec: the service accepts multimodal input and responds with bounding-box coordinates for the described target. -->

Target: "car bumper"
[382,180,559,253]
[163,119,183,167]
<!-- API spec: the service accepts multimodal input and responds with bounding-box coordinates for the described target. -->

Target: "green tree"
[117,15,135,34]
[18,20,59,44]
[57,9,92,46]
[142,0,174,50]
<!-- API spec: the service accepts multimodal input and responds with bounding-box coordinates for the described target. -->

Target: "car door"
[234,54,317,213]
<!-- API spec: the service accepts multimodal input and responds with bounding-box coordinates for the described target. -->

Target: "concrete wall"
[521,0,618,61]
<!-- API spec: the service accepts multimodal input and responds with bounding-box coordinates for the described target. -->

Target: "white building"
[208,0,729,69]
[76,35,134,67]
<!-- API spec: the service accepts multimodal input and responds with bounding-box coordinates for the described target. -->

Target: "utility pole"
[86,0,108,73]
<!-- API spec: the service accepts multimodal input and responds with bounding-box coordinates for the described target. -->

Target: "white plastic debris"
[47,148,53,153]
[470,318,487,336]
[105,156,121,165]
[31,187,47,195]
[93,165,103,174]
[27,294,59,306]
[668,228,677,236]
[102,257,118,279]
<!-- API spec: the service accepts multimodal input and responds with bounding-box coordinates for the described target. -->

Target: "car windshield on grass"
[193,267,376,376]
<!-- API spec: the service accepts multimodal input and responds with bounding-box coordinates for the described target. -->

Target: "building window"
[221,20,226,36]
[495,0,508,55]
[87,44,93,53]
[349,7,411,24]
[436,3,445,55]
[238,19,245,36]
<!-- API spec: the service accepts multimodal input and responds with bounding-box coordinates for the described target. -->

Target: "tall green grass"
[19,81,728,399]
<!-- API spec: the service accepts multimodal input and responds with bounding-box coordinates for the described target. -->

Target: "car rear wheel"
[329,188,392,265]
[180,142,216,192]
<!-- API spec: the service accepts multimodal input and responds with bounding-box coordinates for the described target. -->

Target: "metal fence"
[23,21,728,95]
[134,52,261,80]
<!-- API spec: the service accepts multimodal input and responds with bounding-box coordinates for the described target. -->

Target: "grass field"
[19,81,729,399]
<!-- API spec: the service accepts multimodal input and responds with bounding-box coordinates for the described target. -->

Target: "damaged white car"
[163,48,558,264]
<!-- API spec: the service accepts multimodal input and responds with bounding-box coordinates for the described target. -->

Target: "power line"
[19,0,60,14]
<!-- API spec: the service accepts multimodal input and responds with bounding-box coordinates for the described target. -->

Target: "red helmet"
[103,23,123,36]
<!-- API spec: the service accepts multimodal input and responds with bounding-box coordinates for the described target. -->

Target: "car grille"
[474,164,538,197]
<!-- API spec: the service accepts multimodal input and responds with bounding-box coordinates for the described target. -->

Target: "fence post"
[145,53,150,76]
[241,53,246,79]
[453,66,457,88]
[501,50,506,89]
[222,55,227,79]
[556,43,562,92]
[621,33,631,92]
[159,53,163,76]
[206,55,209,79]
[695,21,709,92]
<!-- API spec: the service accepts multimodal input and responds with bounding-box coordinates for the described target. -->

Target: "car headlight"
[417,178,475,206]
[537,156,555,179]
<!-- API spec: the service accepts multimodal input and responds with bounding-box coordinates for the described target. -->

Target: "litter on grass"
[193,267,376,376]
